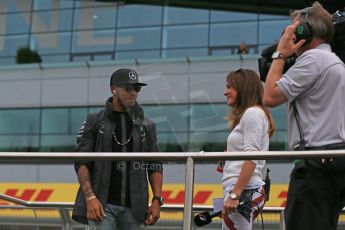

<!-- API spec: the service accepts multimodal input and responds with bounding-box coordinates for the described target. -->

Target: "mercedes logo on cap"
[129,71,137,80]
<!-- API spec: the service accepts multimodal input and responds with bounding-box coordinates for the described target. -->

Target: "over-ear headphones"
[295,22,313,44]
[295,8,313,44]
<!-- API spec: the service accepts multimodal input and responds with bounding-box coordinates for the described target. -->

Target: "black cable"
[252,200,265,230]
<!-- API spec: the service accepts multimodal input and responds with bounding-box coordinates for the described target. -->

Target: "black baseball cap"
[110,68,147,86]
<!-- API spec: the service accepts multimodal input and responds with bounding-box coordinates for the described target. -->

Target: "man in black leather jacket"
[72,69,163,230]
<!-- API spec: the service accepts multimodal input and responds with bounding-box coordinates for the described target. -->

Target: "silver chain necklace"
[112,112,135,146]
[113,130,133,146]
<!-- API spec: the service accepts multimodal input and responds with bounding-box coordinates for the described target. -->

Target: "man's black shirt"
[107,111,133,206]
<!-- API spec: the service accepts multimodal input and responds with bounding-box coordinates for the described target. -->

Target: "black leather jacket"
[72,97,162,224]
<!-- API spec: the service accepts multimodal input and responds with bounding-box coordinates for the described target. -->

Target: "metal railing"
[0,193,285,230]
[1,150,345,229]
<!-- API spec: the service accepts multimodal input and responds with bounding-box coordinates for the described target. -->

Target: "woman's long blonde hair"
[226,69,275,137]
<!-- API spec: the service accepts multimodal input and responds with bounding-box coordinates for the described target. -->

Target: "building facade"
[0,0,290,153]
[0,4,297,230]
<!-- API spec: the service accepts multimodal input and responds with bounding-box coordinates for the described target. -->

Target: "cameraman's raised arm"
[264,20,305,107]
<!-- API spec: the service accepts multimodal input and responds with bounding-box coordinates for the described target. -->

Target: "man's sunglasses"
[119,84,142,93]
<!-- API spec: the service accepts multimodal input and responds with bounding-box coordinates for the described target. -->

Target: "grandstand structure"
[0,0,344,229]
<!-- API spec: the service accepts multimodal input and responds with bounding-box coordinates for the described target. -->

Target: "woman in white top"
[222,69,275,230]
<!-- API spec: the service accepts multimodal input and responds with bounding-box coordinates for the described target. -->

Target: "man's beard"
[117,96,135,110]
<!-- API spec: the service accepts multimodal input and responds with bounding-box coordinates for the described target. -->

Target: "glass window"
[143,105,189,132]
[0,109,40,134]
[41,54,70,64]
[89,107,103,113]
[210,22,257,46]
[93,53,114,61]
[72,55,91,62]
[270,104,287,150]
[74,7,117,30]
[0,0,32,14]
[189,131,228,151]
[0,35,28,56]
[259,14,290,20]
[157,132,188,152]
[41,108,69,134]
[259,20,290,44]
[271,104,286,130]
[0,57,16,65]
[116,50,160,60]
[31,10,73,33]
[162,48,207,58]
[144,104,190,151]
[211,10,257,22]
[164,6,208,24]
[162,25,208,48]
[190,104,227,132]
[0,104,287,152]
[210,49,233,56]
[270,130,288,150]
[40,134,76,152]
[70,108,88,134]
[189,104,228,151]
[32,0,73,10]
[116,27,161,51]
[118,5,162,27]
[0,135,39,152]
[72,30,115,53]
[30,32,71,54]
[75,1,120,8]
[0,13,30,35]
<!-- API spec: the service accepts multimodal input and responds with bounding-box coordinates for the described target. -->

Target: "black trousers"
[285,164,345,230]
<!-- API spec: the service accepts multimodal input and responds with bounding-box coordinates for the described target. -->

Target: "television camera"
[258,9,345,82]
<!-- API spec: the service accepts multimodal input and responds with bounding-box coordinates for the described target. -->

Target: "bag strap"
[292,100,305,146]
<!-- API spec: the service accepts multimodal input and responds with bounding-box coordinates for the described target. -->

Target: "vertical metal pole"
[183,157,195,230]
[59,208,71,230]
[280,210,286,230]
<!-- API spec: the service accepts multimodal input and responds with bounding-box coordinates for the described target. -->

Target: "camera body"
[332,10,345,64]
[258,9,345,82]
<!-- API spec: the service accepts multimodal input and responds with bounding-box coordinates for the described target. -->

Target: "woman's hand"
[223,197,240,216]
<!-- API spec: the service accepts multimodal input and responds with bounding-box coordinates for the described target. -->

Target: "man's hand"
[144,201,160,225]
[86,198,106,222]
[277,20,306,57]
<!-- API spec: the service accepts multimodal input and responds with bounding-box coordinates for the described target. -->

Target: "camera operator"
[263,2,345,230]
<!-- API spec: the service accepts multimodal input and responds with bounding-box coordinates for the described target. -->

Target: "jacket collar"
[105,97,144,125]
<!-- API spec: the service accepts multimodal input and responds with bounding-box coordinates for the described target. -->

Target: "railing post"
[183,157,195,230]
[59,208,71,230]
[280,209,286,230]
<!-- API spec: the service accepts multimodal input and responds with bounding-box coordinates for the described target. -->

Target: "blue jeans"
[87,204,142,230]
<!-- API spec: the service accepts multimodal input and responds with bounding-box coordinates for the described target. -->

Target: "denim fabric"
[87,204,143,230]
